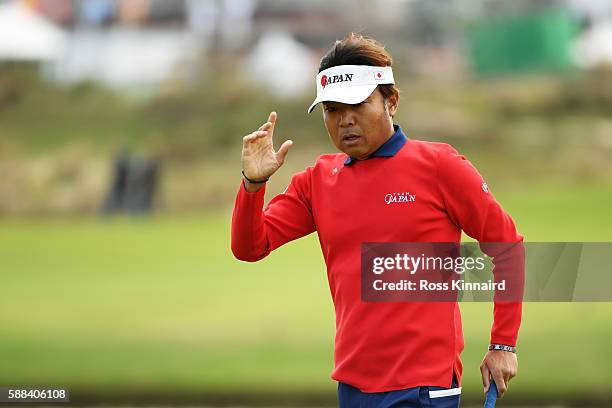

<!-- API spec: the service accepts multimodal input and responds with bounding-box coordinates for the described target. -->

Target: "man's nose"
[339,109,356,127]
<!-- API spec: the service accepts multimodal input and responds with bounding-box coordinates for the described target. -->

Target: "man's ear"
[386,93,399,118]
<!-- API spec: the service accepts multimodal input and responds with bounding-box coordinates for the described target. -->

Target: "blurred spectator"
[30,0,74,25]
[185,0,219,37]
[101,151,160,215]
[118,0,148,25]
[101,151,130,214]
[78,0,116,27]
[147,0,186,24]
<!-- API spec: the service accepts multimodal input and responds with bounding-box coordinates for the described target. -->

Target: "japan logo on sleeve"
[482,182,489,193]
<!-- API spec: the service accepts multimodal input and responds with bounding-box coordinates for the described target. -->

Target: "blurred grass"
[0,182,611,404]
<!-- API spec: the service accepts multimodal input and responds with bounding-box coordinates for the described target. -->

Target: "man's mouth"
[342,133,362,142]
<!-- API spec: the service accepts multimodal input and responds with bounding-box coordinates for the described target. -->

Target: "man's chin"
[340,146,369,159]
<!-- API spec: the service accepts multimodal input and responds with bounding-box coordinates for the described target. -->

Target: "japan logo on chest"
[384,191,417,205]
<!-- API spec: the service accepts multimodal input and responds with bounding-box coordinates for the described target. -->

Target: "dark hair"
[319,32,400,102]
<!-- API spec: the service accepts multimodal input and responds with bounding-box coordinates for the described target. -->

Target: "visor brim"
[307,84,378,114]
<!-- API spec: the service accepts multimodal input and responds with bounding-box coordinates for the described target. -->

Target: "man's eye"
[324,106,337,112]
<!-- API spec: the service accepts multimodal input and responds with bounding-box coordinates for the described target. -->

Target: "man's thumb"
[276,140,293,165]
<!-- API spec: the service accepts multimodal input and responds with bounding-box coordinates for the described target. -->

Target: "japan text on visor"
[307,65,395,114]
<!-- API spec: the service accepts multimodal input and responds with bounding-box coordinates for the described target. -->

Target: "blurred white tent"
[242,31,316,98]
[0,0,67,61]
[47,27,201,90]
[573,21,612,68]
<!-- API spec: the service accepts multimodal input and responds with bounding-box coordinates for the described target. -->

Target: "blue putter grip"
[484,380,498,407]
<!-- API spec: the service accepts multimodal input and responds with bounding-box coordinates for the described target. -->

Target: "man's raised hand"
[241,112,293,188]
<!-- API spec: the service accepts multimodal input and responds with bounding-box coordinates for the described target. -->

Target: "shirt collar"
[344,124,407,166]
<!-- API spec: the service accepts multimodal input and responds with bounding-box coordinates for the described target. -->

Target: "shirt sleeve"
[231,168,316,262]
[436,144,524,347]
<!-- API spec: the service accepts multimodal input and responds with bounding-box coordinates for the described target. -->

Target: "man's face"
[322,87,398,160]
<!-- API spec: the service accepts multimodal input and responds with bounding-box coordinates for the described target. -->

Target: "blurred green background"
[1,0,612,406]
[2,185,612,405]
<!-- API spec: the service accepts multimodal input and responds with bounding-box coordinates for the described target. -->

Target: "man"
[232,33,521,408]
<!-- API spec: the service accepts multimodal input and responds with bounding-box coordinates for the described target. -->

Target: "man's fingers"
[258,122,272,131]
[493,370,507,397]
[480,363,491,394]
[253,130,268,139]
[268,112,277,142]
[268,111,277,129]
[254,112,277,139]
[509,363,518,380]
[276,140,293,165]
[243,131,269,143]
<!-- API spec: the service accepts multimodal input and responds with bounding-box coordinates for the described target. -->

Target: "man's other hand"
[480,350,518,398]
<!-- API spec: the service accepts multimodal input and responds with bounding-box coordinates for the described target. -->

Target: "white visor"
[307,65,395,113]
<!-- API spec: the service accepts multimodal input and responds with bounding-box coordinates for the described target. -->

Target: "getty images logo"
[321,73,354,89]
[384,192,416,205]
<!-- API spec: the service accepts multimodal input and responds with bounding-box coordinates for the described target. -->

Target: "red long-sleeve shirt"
[231,126,523,392]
